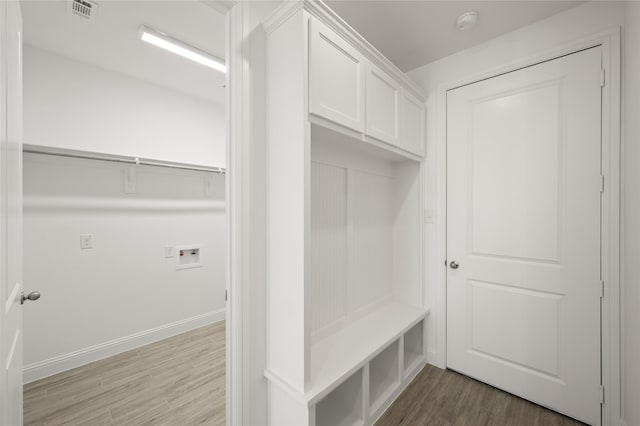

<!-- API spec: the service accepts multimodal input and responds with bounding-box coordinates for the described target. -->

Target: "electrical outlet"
[80,234,93,249]
[164,246,174,258]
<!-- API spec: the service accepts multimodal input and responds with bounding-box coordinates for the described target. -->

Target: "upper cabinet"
[305,14,426,158]
[309,17,366,133]
[401,90,426,157]
[365,63,401,146]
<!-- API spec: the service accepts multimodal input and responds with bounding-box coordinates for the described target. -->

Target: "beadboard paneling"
[311,162,348,333]
[350,170,394,314]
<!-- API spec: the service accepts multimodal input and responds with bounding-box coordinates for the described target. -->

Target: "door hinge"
[600,175,605,193]
[600,280,605,299]
[600,69,606,87]
[599,385,605,404]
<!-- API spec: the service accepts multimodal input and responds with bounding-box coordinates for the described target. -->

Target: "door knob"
[21,291,41,304]
[449,261,459,269]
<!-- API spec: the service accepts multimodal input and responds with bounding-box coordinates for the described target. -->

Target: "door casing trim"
[433,28,621,426]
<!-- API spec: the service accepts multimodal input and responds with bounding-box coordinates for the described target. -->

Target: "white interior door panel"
[447,47,602,425]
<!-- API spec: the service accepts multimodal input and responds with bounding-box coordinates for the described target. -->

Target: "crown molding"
[262,0,427,101]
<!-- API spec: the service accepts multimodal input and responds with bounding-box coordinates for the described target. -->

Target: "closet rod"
[23,144,226,174]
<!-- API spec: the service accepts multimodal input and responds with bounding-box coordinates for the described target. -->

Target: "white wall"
[623,3,640,426]
[22,153,226,382]
[22,45,227,382]
[23,45,226,168]
[407,1,629,423]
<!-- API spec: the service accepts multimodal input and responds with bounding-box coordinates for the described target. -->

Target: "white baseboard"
[24,309,225,384]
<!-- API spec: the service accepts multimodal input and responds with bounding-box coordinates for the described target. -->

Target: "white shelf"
[308,302,428,405]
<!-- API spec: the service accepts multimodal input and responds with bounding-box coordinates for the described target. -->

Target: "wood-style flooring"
[376,364,586,426]
[23,322,225,426]
[24,324,586,426]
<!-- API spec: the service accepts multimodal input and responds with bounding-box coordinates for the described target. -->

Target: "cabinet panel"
[401,91,426,157]
[309,17,365,132]
[366,64,401,146]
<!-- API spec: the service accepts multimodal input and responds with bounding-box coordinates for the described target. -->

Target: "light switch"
[80,234,93,249]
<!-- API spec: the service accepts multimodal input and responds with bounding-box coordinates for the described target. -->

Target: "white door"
[308,16,365,133]
[446,47,602,425]
[1,2,24,425]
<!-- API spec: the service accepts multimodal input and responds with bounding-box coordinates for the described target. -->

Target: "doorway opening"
[20,1,228,424]
[446,46,603,425]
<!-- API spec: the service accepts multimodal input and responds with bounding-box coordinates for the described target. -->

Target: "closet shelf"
[307,302,429,405]
[23,144,225,174]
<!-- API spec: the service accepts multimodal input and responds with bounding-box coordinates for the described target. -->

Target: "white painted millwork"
[623,5,640,426]
[0,1,23,424]
[263,2,428,425]
[365,63,400,146]
[446,47,602,425]
[309,16,366,133]
[303,7,426,158]
[400,89,426,157]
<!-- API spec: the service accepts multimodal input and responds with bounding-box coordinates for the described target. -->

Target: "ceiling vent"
[68,0,98,21]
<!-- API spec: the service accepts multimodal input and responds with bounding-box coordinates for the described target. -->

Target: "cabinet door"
[309,17,365,132]
[400,90,426,156]
[365,63,401,146]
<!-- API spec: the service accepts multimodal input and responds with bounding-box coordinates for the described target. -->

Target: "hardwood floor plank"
[376,365,586,426]
[24,322,226,426]
[43,408,112,426]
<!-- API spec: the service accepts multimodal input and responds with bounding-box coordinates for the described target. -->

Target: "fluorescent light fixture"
[139,25,226,73]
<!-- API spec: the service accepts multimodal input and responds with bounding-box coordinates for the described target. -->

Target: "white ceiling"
[326,0,585,71]
[21,1,585,101]
[21,1,226,104]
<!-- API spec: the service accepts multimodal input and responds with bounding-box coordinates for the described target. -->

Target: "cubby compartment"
[403,320,424,376]
[316,369,364,426]
[369,341,400,412]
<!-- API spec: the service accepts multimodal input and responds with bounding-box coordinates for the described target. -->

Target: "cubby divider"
[403,320,424,377]
[369,340,400,413]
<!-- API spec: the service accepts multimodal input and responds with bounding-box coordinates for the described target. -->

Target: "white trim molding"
[225,3,241,424]
[23,309,225,384]
[263,0,426,102]
[433,28,621,426]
